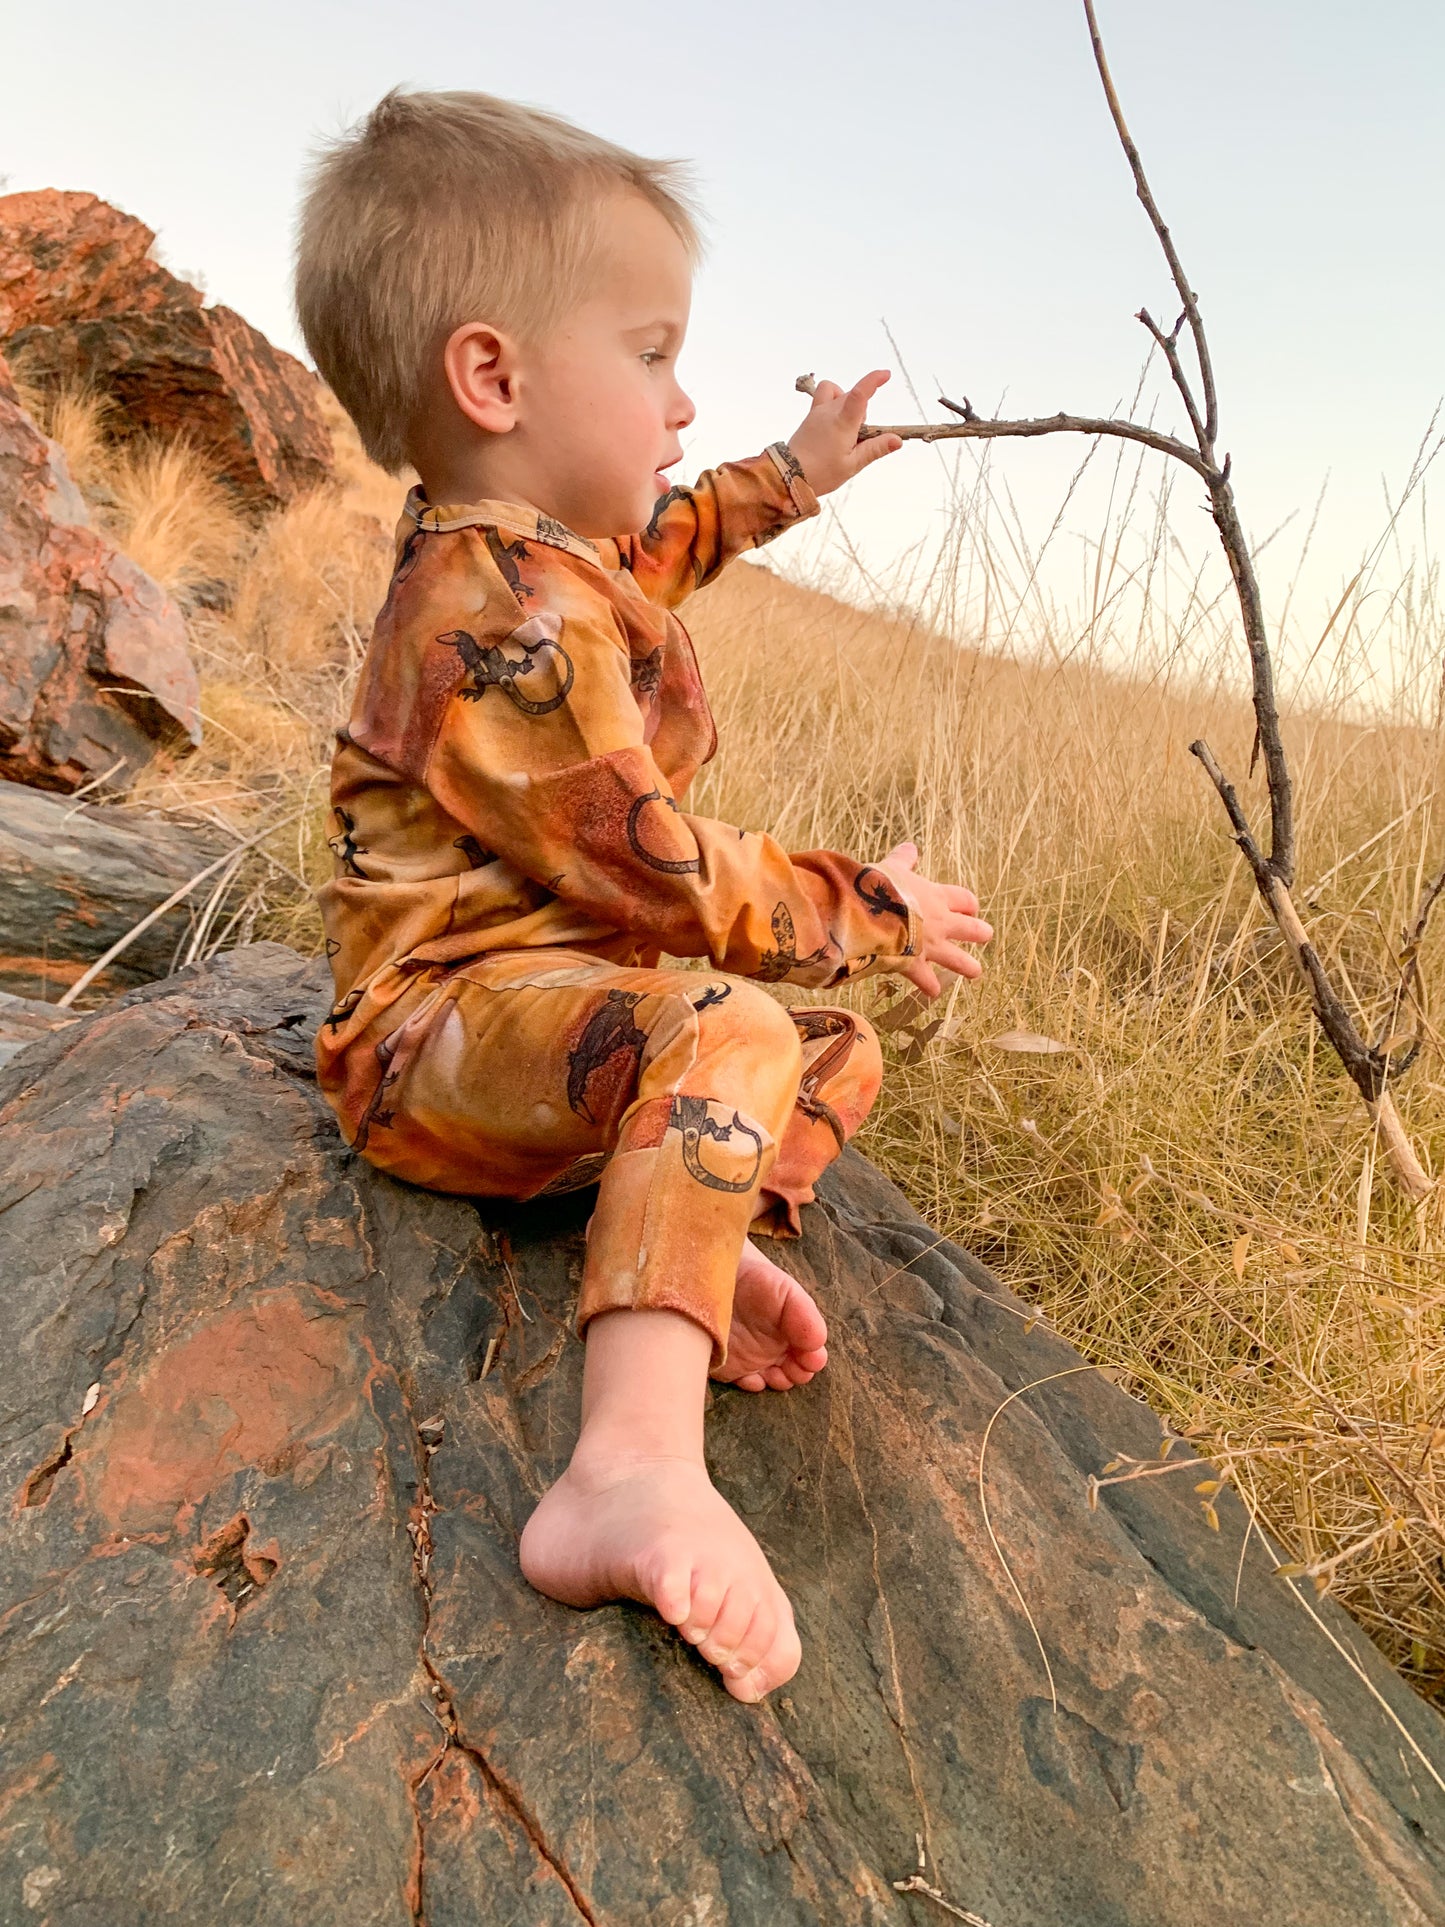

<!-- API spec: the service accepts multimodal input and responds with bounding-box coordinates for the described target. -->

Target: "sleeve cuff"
[764,442,821,521]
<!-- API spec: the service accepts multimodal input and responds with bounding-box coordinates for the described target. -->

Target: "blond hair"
[295,90,702,473]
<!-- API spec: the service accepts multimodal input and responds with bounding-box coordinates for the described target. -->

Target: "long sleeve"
[421,584,918,988]
[609,444,819,610]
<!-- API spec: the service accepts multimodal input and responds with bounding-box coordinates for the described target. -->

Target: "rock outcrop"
[3,943,1444,1926]
[0,190,332,508]
[0,351,201,791]
[0,778,230,998]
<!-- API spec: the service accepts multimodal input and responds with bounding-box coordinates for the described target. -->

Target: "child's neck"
[416,437,543,515]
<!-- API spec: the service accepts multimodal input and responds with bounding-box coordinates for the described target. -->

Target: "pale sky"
[5,0,1442,675]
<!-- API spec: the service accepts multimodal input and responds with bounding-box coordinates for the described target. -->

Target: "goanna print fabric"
[317,445,921,1071]
[318,950,884,1358]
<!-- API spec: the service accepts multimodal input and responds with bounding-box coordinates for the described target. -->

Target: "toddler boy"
[297,90,990,1704]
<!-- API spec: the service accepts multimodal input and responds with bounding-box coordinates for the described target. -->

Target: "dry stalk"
[800,0,1441,1199]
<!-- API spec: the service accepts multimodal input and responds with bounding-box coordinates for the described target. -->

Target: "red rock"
[0,189,195,335]
[0,189,333,507]
[0,350,200,790]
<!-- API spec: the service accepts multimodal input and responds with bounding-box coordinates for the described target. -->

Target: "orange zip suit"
[316,444,919,1360]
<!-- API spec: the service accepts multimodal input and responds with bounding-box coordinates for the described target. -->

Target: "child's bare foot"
[519,1452,800,1703]
[712,1237,828,1393]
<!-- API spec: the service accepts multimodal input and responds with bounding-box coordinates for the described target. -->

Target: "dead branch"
[797,0,1438,1199]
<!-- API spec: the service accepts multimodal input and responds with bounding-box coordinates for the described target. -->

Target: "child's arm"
[423,584,920,987]
[612,371,904,610]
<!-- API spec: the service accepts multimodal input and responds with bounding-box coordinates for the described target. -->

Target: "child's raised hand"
[878,840,993,1000]
[784,370,904,497]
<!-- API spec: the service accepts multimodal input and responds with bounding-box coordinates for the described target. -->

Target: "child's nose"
[671,383,696,432]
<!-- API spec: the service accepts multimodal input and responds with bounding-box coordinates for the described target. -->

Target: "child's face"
[516,191,696,536]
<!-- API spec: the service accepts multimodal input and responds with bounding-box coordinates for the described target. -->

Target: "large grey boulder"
[2,942,1442,1925]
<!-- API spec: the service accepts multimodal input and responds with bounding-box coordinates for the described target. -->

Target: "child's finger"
[852,433,903,469]
[844,367,890,407]
[944,884,980,916]
[899,956,942,999]
[930,941,983,980]
[882,839,919,872]
[840,369,890,430]
[948,913,994,946]
[809,378,843,407]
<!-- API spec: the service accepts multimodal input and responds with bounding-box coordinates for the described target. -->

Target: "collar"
[403,486,601,564]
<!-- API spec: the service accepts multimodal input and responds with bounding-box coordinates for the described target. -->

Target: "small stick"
[793,373,1212,479]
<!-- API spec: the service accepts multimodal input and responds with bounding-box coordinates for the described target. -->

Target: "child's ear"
[443,321,519,434]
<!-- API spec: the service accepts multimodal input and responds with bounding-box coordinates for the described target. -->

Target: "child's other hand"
[784,370,903,497]
[878,840,993,1000]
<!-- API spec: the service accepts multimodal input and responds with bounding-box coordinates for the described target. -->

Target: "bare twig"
[1393,862,1445,1028]
[1083,0,1218,446]
[794,375,1211,480]
[793,0,1440,1197]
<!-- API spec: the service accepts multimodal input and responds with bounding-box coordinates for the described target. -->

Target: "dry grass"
[686,548,1445,1700]
[31,373,1445,1703]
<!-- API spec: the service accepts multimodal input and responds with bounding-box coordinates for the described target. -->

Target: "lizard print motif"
[690,982,732,1012]
[668,1094,765,1193]
[625,786,701,875]
[754,900,834,982]
[327,807,369,878]
[566,989,650,1122]
[439,616,575,716]
[454,835,495,869]
[484,526,533,603]
[853,867,912,933]
[630,646,664,702]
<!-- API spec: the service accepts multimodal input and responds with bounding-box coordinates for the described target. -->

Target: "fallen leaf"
[1232,1232,1250,1281]
[874,993,931,1034]
[81,1382,100,1417]
[987,1029,1071,1055]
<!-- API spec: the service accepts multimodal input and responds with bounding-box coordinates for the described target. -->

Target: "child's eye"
[640,349,666,367]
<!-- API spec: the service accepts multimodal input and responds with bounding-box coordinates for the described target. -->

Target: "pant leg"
[323,952,808,1360]
[754,1006,883,1238]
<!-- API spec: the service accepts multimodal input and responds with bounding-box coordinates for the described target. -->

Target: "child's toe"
[721,1595,777,1682]
[680,1575,726,1644]
[647,1559,695,1628]
[699,1583,757,1666]
[733,1605,801,1700]
[780,1282,828,1353]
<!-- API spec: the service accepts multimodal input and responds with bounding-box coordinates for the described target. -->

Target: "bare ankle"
[577,1305,713,1465]
[565,1435,707,1488]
